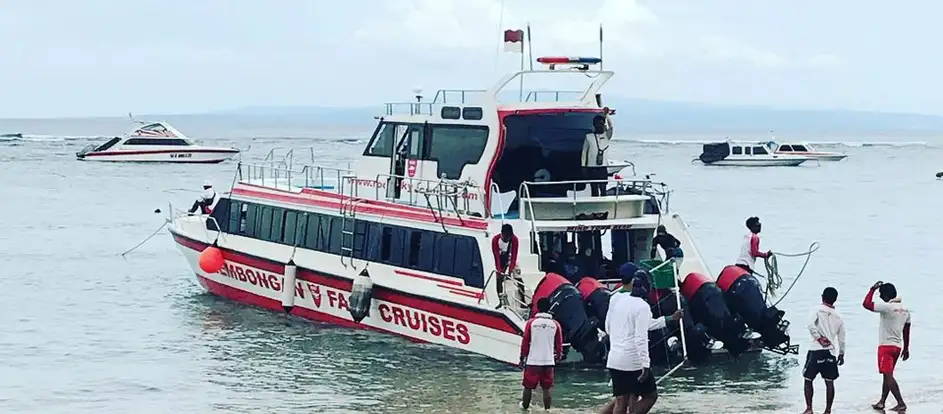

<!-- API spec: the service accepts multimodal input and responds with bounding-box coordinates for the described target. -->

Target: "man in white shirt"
[519,297,563,411]
[582,111,612,196]
[802,287,846,414]
[735,217,771,274]
[863,281,911,412]
[601,270,681,414]
[188,180,220,215]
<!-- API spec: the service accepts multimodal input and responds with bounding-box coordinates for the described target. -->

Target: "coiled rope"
[754,242,820,307]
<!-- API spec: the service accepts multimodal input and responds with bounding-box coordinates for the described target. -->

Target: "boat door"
[388,123,425,201]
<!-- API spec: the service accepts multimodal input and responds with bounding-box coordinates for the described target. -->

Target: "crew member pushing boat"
[491,224,521,308]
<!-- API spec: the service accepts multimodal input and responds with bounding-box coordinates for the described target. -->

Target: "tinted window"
[752,146,768,155]
[228,200,243,235]
[326,217,342,254]
[259,207,274,240]
[364,122,396,157]
[124,138,189,146]
[427,125,489,179]
[745,147,752,155]
[407,231,422,267]
[732,146,743,155]
[441,106,461,119]
[462,107,483,120]
[283,211,298,245]
[303,214,321,249]
[244,204,260,238]
[778,145,793,151]
[379,226,393,261]
[435,235,456,275]
[792,144,808,152]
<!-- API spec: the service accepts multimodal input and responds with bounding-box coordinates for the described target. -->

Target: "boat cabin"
[89,122,192,153]
[773,143,811,153]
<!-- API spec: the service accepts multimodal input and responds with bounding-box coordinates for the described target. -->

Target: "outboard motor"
[679,272,750,356]
[648,288,714,364]
[717,265,796,354]
[532,273,606,364]
[576,277,611,327]
[348,269,373,323]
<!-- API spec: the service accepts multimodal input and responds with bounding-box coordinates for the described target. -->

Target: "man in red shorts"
[520,297,563,411]
[863,281,911,412]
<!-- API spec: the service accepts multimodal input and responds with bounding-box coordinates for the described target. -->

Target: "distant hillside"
[214,99,943,134]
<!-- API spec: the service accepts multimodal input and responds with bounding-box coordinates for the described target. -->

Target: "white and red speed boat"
[168,57,799,367]
[766,140,847,161]
[76,120,239,163]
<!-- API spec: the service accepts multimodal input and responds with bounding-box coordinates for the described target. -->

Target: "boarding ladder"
[339,174,364,269]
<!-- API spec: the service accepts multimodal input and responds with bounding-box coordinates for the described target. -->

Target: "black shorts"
[803,350,839,381]
[610,368,657,396]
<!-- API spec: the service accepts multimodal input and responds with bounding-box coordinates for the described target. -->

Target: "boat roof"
[123,121,190,141]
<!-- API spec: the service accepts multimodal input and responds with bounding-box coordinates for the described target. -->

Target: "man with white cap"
[188,180,220,215]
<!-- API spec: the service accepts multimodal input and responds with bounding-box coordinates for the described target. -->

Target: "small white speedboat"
[76,121,239,163]
[766,141,847,161]
[697,141,812,167]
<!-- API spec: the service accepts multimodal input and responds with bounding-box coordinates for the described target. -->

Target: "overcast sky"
[0,0,939,118]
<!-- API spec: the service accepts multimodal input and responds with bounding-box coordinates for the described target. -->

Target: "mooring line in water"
[120,221,168,257]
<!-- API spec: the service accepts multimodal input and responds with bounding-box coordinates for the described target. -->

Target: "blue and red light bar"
[536,56,602,65]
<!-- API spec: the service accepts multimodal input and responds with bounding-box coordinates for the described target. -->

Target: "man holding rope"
[735,216,771,275]
[599,269,681,414]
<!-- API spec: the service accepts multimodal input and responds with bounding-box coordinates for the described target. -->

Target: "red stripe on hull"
[171,232,521,335]
[84,148,239,156]
[196,274,427,344]
[231,186,488,230]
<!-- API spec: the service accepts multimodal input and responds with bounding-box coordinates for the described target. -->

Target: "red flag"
[503,29,524,53]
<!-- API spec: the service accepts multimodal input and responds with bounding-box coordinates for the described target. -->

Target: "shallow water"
[1,123,941,413]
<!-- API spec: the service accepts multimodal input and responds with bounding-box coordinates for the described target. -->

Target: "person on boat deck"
[519,297,563,412]
[734,216,771,274]
[582,110,613,197]
[863,281,911,413]
[651,225,683,260]
[188,180,220,215]
[491,224,520,308]
[803,287,846,414]
[599,269,682,414]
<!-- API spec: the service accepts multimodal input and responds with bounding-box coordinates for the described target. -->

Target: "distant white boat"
[697,141,812,167]
[76,121,239,163]
[766,141,848,161]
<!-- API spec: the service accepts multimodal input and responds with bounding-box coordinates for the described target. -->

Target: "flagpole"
[526,24,534,71]
[599,24,604,71]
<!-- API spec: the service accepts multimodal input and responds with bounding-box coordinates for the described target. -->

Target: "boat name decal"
[170,153,192,158]
[218,262,307,299]
[379,303,471,345]
[566,224,635,231]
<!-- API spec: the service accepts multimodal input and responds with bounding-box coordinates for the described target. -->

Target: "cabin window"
[326,217,343,254]
[303,213,320,249]
[228,200,244,235]
[387,227,407,266]
[752,146,768,155]
[364,122,397,157]
[496,111,601,197]
[407,231,422,266]
[732,146,743,155]
[427,125,489,179]
[745,147,752,155]
[379,226,393,261]
[283,211,298,245]
[123,138,189,146]
[441,106,461,119]
[779,145,793,151]
[435,235,457,275]
[258,207,275,241]
[244,204,260,238]
[792,144,808,152]
[353,221,371,259]
[462,107,483,121]
[94,137,121,152]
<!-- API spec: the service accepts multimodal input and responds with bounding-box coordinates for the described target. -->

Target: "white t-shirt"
[873,300,911,348]
[807,304,846,357]
[604,292,667,371]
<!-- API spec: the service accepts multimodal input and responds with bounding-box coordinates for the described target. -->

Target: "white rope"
[754,242,821,307]
[119,221,168,257]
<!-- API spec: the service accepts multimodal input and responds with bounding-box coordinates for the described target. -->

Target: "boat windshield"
[492,111,602,198]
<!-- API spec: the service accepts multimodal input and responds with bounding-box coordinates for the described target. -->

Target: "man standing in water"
[519,298,562,411]
[582,109,613,196]
[802,287,846,414]
[735,216,771,274]
[601,270,681,414]
[863,281,911,412]
[491,224,520,308]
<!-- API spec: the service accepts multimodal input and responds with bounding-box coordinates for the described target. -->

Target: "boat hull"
[706,158,807,167]
[775,152,846,161]
[77,148,238,163]
[171,231,524,364]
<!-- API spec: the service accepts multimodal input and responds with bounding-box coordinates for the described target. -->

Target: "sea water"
[1,118,941,413]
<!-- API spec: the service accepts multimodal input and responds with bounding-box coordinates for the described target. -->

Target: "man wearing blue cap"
[601,268,681,414]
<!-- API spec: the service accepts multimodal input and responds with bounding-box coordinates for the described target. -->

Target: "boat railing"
[238,161,355,192]
[372,173,488,218]
[518,178,670,215]
[523,90,584,102]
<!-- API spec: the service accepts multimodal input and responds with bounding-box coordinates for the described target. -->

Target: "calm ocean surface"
[1,118,941,413]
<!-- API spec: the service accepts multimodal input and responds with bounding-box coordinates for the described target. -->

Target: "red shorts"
[877,345,902,374]
[522,365,554,390]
